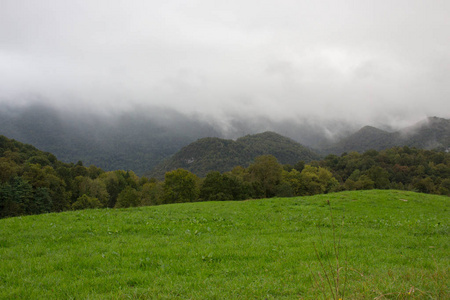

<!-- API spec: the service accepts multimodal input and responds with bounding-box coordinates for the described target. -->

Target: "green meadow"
[1,190,448,299]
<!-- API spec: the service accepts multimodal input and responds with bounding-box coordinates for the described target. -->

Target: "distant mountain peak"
[323,117,449,155]
[428,116,447,122]
[356,126,388,134]
[146,132,320,178]
[238,131,289,140]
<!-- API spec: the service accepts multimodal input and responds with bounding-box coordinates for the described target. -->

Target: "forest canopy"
[1,135,449,218]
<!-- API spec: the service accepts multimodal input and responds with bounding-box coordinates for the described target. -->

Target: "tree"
[75,177,109,207]
[115,187,141,208]
[0,157,19,183]
[347,169,361,182]
[414,177,435,194]
[87,165,104,179]
[298,165,339,196]
[438,178,450,196]
[100,171,128,208]
[293,160,305,173]
[42,166,70,212]
[248,155,282,198]
[141,181,164,206]
[29,187,52,215]
[73,161,88,177]
[26,155,51,167]
[72,194,102,210]
[281,169,302,196]
[163,169,199,204]
[275,181,294,197]
[199,171,251,201]
[343,178,357,191]
[222,173,252,200]
[355,175,374,190]
[366,166,390,189]
[0,182,13,217]
[345,175,374,190]
[0,177,33,217]
[199,171,230,201]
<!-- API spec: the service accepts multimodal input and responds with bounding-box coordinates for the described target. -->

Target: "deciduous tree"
[163,169,199,203]
[248,155,282,198]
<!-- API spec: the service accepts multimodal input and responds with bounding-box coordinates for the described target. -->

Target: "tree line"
[1,134,449,218]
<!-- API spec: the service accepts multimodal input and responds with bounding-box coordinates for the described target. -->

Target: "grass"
[0,190,448,299]
[309,200,348,300]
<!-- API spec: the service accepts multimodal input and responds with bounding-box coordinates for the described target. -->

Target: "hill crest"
[323,116,449,154]
[146,131,320,178]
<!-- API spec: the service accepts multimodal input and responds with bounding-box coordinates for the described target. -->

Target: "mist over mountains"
[323,116,450,155]
[0,102,356,172]
[0,103,219,175]
[1,102,448,177]
[2,1,449,177]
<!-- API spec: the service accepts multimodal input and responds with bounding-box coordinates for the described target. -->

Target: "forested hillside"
[324,116,450,154]
[0,104,219,175]
[316,147,450,194]
[1,134,448,219]
[1,103,448,176]
[0,135,146,218]
[147,132,320,178]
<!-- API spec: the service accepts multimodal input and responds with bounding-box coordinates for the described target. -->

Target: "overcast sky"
[1,0,449,129]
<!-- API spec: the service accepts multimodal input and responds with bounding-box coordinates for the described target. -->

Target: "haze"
[1,0,449,132]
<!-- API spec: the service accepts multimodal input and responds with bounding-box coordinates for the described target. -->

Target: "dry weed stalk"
[310,200,348,300]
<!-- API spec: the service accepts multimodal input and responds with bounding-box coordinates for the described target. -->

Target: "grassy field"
[0,190,448,299]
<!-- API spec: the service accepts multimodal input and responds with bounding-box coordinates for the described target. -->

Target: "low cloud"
[1,0,449,131]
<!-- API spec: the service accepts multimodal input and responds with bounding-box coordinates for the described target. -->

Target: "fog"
[1,0,449,133]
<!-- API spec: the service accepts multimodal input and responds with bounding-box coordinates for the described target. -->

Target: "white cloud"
[0,0,449,128]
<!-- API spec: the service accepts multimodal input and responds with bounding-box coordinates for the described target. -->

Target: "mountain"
[0,104,219,175]
[322,126,396,154]
[323,117,450,155]
[146,131,321,178]
[236,131,320,162]
[397,117,450,150]
[0,134,59,168]
[1,102,447,176]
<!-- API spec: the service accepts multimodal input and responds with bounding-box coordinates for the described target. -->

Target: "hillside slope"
[2,103,447,174]
[398,116,450,150]
[0,104,219,175]
[1,190,448,299]
[323,116,450,154]
[147,131,320,178]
